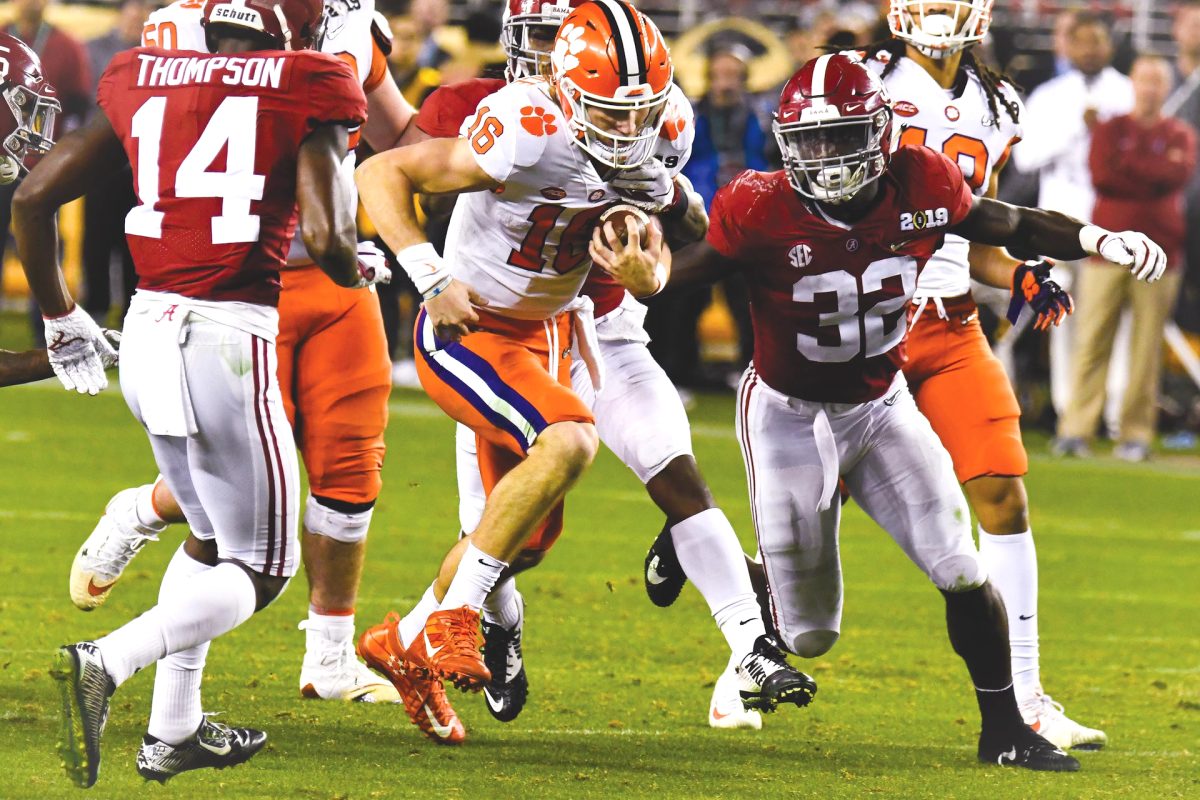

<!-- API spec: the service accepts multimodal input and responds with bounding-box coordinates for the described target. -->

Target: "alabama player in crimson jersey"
[14,0,378,786]
[610,53,1163,771]
[868,0,1127,750]
[355,0,816,744]
[402,0,774,732]
[67,0,422,706]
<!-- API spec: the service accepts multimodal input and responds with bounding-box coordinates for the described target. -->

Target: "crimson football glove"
[1007,259,1074,331]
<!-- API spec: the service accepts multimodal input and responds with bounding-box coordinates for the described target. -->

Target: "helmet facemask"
[559,78,668,170]
[888,0,992,58]
[774,107,892,204]
[502,14,563,81]
[0,82,59,183]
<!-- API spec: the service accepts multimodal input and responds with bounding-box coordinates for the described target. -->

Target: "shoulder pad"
[370,11,393,56]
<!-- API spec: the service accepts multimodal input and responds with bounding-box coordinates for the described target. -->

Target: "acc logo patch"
[899,207,950,231]
[894,101,919,118]
[588,189,606,202]
[541,187,567,200]
[788,243,813,268]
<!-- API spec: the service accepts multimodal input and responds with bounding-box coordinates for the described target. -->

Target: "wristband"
[660,181,688,222]
[396,242,452,296]
[1078,225,1110,256]
[422,275,453,300]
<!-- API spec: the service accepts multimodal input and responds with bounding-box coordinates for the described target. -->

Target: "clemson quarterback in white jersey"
[856,0,1123,750]
[411,0,788,731]
[355,0,817,747]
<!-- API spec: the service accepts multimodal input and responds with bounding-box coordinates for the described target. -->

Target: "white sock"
[134,480,168,529]
[96,562,257,687]
[979,527,1041,706]
[304,609,355,656]
[439,542,507,612]
[146,545,211,744]
[398,584,439,649]
[670,509,763,658]
[483,578,523,631]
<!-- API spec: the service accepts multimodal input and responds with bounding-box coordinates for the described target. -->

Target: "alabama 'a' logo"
[788,243,813,269]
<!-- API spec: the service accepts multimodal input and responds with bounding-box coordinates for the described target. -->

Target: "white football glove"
[610,159,677,213]
[99,329,122,369]
[43,305,117,396]
[355,241,393,288]
[1082,226,1168,283]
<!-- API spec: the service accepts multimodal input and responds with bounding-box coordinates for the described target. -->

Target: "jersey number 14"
[126,95,266,245]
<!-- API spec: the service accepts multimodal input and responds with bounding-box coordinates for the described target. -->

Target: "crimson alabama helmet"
[502,0,586,82]
[202,0,327,52]
[773,53,897,204]
[0,32,59,184]
[550,0,673,170]
[888,0,994,58]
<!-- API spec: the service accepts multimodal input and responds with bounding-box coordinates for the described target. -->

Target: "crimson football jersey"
[97,48,367,306]
[708,146,974,403]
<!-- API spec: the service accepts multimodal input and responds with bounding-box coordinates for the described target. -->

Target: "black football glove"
[1007,259,1074,331]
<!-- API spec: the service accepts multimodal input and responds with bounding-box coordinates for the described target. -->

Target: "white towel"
[129,297,196,437]
[813,406,838,513]
[566,296,605,393]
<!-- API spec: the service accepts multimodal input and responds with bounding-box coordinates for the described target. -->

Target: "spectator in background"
[81,0,148,322]
[388,12,442,105]
[647,45,767,388]
[1,0,90,317]
[1168,0,1200,335]
[1013,11,1133,420]
[1055,56,1196,461]
[410,0,450,69]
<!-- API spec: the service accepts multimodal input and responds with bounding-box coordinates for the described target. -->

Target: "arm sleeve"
[459,86,550,184]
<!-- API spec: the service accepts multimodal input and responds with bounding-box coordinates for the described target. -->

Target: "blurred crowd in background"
[7,0,1200,454]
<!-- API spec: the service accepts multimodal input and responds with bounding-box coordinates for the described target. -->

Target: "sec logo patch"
[788,243,813,268]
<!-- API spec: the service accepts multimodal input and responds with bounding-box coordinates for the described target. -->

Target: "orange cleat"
[356,612,466,745]
[412,606,491,691]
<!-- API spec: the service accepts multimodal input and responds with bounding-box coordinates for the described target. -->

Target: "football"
[598,204,659,247]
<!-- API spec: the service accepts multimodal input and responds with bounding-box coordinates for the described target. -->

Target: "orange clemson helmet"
[549,0,673,170]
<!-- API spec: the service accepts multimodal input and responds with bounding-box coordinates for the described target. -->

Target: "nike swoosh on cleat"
[1018,613,1036,620]
[710,707,733,721]
[646,557,667,585]
[200,739,233,757]
[738,618,756,626]
[423,704,455,738]
[484,688,506,714]
[86,578,111,597]
[998,747,1017,764]
[423,630,443,660]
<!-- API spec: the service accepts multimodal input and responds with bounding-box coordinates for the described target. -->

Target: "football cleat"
[51,642,115,788]
[1023,693,1108,751]
[356,613,466,745]
[298,620,401,703]
[480,605,527,722]
[413,606,491,691]
[70,487,164,610]
[736,635,817,713]
[978,724,1081,772]
[136,717,267,783]
[643,523,686,607]
[709,663,762,730]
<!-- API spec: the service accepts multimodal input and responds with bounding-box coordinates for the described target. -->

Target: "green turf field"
[0,375,1197,799]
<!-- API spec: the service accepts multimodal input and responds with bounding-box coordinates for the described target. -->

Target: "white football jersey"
[446,78,694,320]
[868,54,1024,298]
[142,0,377,87]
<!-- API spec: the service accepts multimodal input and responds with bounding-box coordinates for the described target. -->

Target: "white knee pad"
[303,495,373,543]
[928,552,989,592]
[786,629,839,659]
